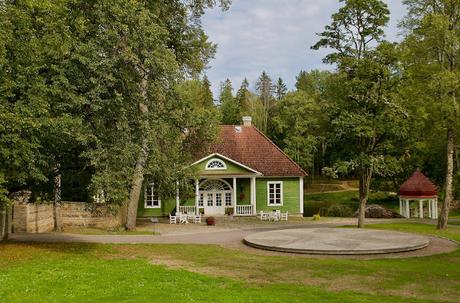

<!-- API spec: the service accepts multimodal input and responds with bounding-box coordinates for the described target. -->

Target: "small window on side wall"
[205,158,227,170]
[267,181,283,206]
[145,183,161,209]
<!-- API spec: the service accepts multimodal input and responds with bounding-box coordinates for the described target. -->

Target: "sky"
[201,0,407,96]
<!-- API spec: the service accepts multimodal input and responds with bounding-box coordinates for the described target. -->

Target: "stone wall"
[13,202,123,233]
[60,202,122,229]
[13,203,54,233]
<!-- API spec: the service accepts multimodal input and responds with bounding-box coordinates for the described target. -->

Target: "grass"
[304,190,399,216]
[63,227,156,235]
[1,223,459,302]
[449,209,460,218]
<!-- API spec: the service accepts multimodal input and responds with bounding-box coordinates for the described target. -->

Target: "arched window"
[199,179,231,191]
[205,158,227,170]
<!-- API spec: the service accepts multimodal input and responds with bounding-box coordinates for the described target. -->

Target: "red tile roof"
[201,125,307,177]
[399,170,437,197]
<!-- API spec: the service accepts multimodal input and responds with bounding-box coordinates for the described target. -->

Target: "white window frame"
[144,183,161,209]
[267,181,283,206]
[205,158,227,170]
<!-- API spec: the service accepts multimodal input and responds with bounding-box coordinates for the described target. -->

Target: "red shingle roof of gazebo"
[399,170,437,197]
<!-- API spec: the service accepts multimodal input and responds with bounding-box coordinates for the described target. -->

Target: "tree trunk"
[437,128,454,229]
[357,167,372,228]
[1,203,11,241]
[53,163,63,232]
[126,77,150,231]
[1,203,5,241]
[126,140,149,230]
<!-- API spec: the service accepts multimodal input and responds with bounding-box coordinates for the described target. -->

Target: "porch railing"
[178,206,197,214]
[235,205,253,216]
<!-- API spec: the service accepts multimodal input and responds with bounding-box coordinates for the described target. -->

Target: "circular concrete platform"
[243,228,430,255]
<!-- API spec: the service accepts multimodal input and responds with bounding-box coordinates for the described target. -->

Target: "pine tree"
[202,75,215,107]
[255,71,274,133]
[274,77,287,100]
[219,79,240,125]
[236,78,250,110]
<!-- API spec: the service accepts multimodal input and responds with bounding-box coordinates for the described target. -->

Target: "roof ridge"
[251,126,308,176]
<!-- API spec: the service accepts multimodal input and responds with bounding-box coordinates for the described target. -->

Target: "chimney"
[242,116,252,127]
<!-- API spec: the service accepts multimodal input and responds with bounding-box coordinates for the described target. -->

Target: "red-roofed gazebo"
[399,170,438,219]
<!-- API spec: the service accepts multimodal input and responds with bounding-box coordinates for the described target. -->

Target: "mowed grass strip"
[0,223,458,303]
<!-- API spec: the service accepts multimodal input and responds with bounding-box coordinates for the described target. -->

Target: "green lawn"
[62,227,156,235]
[0,223,459,302]
[304,190,399,216]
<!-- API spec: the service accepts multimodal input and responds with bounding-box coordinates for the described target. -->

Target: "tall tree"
[0,0,92,233]
[274,77,288,100]
[255,71,274,133]
[295,70,331,97]
[219,79,240,124]
[272,91,323,170]
[236,78,250,110]
[202,75,215,106]
[312,0,407,228]
[401,0,460,229]
[0,0,230,231]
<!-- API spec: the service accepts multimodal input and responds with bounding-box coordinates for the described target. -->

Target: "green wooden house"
[138,117,307,217]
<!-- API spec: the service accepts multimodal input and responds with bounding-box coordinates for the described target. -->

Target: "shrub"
[206,216,215,226]
[225,208,234,216]
[325,204,353,217]
[312,214,321,221]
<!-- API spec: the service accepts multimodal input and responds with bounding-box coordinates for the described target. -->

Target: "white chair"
[179,213,188,224]
[275,210,281,221]
[187,211,196,221]
[269,211,280,222]
[259,211,268,221]
[281,211,288,221]
[169,213,177,224]
[194,213,202,224]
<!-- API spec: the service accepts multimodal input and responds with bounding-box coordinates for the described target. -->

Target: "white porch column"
[233,177,237,215]
[419,200,424,219]
[176,180,180,212]
[399,198,402,217]
[405,200,410,218]
[195,179,199,212]
[250,177,256,215]
[299,177,304,215]
[428,199,432,218]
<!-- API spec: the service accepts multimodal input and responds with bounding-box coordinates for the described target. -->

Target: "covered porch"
[177,177,257,216]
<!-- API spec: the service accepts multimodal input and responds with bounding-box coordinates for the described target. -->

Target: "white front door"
[203,192,226,215]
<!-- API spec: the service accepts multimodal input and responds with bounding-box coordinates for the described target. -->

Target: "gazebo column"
[428,199,432,218]
[405,200,410,218]
[399,198,403,217]
[419,200,423,219]
[433,199,438,219]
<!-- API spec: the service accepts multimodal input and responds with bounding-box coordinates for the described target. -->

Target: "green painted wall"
[256,178,300,213]
[236,178,250,205]
[192,156,254,175]
[137,177,301,216]
[137,186,176,217]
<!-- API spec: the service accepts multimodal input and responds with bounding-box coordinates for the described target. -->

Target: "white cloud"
[202,0,406,97]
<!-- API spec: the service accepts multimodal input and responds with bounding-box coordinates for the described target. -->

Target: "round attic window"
[205,158,227,170]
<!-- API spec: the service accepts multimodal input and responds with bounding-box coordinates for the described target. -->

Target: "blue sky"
[202,0,406,96]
